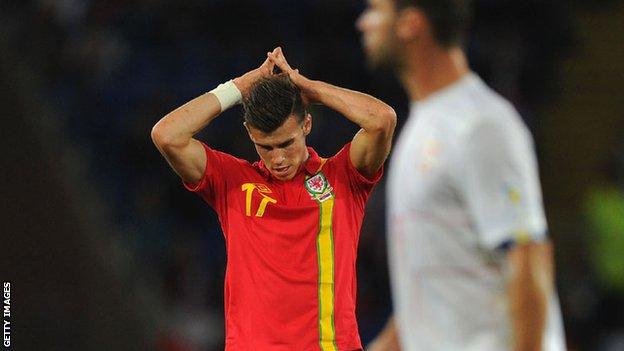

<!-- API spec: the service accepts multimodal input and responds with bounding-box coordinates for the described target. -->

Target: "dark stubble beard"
[365,36,405,74]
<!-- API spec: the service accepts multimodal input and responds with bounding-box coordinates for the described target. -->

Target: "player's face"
[357,0,401,69]
[247,115,312,181]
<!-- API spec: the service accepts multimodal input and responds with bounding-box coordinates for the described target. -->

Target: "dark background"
[1,0,623,350]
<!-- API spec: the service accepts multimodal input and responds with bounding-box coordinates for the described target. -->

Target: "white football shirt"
[387,73,566,350]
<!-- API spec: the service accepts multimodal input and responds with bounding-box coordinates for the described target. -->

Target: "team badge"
[305,173,334,202]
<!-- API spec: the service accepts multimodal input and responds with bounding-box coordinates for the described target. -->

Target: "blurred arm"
[268,47,396,178]
[507,240,554,351]
[367,317,401,351]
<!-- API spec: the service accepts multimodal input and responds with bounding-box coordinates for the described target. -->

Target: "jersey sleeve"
[333,143,384,207]
[450,117,548,250]
[182,142,241,210]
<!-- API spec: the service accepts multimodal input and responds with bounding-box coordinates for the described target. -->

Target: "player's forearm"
[509,274,547,351]
[508,242,552,351]
[309,80,396,135]
[151,92,222,149]
[151,56,269,150]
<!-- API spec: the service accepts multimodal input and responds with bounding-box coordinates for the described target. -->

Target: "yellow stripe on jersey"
[317,197,337,351]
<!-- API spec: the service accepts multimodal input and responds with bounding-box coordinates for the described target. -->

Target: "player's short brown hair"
[243,74,306,133]
[394,0,472,47]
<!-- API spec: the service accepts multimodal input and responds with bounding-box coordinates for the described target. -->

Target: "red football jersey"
[184,142,382,350]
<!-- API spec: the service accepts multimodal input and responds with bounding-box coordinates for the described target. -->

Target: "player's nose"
[355,11,368,32]
[271,153,285,165]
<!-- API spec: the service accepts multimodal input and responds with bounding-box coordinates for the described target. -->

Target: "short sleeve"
[450,117,548,250]
[182,142,242,208]
[333,143,383,204]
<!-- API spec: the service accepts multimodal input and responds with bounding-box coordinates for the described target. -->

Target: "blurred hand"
[366,317,401,351]
[233,55,275,98]
[367,336,399,351]
[267,47,317,105]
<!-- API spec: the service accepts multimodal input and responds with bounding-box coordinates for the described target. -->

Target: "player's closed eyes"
[258,138,294,151]
[278,139,295,149]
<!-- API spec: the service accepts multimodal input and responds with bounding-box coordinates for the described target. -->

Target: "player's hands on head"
[233,47,317,104]
[233,55,276,98]
[267,47,317,105]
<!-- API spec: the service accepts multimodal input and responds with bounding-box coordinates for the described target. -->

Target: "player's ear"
[243,121,255,140]
[303,114,312,136]
[396,7,425,41]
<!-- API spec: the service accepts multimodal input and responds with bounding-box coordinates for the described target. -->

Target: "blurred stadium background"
[1,0,623,350]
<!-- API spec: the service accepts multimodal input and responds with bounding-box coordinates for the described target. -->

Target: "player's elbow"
[151,120,179,149]
[371,105,397,135]
[384,106,398,130]
[151,122,167,147]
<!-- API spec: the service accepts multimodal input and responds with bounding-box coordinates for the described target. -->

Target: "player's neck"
[399,45,470,102]
[293,149,311,176]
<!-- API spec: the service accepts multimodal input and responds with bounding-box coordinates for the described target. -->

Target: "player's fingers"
[259,55,273,75]
[275,48,288,64]
[270,47,287,63]
[266,52,278,66]
[263,52,272,65]
[261,54,271,67]
[276,54,293,72]
[269,47,281,62]
[268,52,290,72]
[266,55,276,74]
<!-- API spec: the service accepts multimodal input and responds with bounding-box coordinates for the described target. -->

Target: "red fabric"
[184,142,382,350]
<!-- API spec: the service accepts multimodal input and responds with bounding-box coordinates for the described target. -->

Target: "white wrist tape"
[209,80,242,111]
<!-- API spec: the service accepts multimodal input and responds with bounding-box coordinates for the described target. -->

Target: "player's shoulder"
[200,143,259,178]
[452,74,529,140]
[203,143,252,166]
[322,143,349,170]
[321,143,359,178]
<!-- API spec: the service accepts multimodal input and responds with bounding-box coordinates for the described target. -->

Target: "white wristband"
[209,80,242,112]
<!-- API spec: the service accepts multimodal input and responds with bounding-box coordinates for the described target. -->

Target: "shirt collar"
[255,147,323,180]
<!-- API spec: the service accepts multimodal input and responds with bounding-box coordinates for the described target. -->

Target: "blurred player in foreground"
[151,47,396,350]
[357,0,566,350]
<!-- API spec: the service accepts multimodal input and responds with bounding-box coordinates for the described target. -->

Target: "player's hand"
[367,336,401,351]
[366,317,401,351]
[233,56,276,98]
[267,47,317,105]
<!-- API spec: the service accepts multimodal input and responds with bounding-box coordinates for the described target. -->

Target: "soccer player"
[357,1,566,350]
[151,47,396,350]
